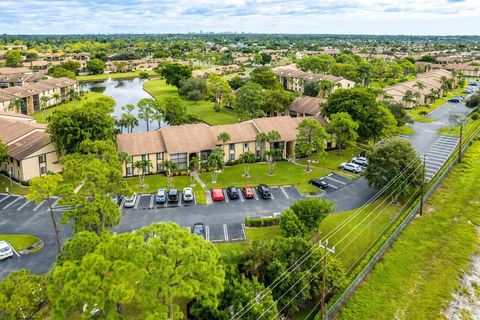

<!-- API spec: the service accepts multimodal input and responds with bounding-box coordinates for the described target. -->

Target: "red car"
[211,189,225,201]
[242,187,255,199]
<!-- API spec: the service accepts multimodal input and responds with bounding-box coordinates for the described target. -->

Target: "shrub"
[139,71,149,79]
[244,216,280,227]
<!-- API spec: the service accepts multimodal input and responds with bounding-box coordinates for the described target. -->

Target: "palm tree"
[239,151,256,178]
[413,92,422,108]
[40,95,51,121]
[9,98,26,114]
[121,104,135,115]
[413,81,426,91]
[137,98,156,132]
[121,113,138,133]
[52,93,61,106]
[206,148,224,183]
[163,160,177,187]
[67,87,77,100]
[255,132,267,161]
[266,130,281,151]
[133,159,152,188]
[402,90,414,108]
[217,132,231,145]
[152,100,165,128]
[265,148,281,176]
[189,155,201,186]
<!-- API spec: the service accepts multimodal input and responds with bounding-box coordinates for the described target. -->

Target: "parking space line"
[293,186,304,197]
[149,195,154,209]
[0,195,11,204]
[238,191,245,202]
[436,141,458,147]
[430,145,455,152]
[325,176,347,185]
[33,200,46,212]
[193,194,197,205]
[223,190,229,203]
[17,200,32,211]
[3,196,23,209]
[134,196,140,209]
[426,167,437,173]
[280,187,289,199]
[252,188,259,200]
[164,200,168,207]
[426,158,444,165]
[270,190,275,200]
[426,152,447,159]
[327,184,338,189]
[178,193,182,207]
[223,224,228,242]
[241,223,246,240]
[205,225,210,241]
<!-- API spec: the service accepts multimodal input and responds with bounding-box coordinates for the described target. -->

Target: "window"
[244,143,249,151]
[143,166,150,173]
[170,153,188,170]
[126,167,133,175]
[142,154,149,160]
[156,153,163,161]
[229,143,235,151]
[256,150,261,158]
[157,163,164,171]
[40,166,47,174]
[229,153,235,161]
[38,154,46,164]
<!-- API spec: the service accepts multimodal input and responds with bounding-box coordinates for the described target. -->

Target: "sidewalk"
[193,173,212,205]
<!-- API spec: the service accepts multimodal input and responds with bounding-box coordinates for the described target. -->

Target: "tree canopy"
[160,63,192,87]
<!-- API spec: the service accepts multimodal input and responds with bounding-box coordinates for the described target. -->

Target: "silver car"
[340,162,362,173]
[183,188,194,202]
[123,193,137,208]
[351,156,369,166]
[0,241,13,260]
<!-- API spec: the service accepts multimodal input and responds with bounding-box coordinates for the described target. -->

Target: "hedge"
[245,216,280,227]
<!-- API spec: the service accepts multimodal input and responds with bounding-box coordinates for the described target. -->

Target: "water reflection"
[82,77,168,132]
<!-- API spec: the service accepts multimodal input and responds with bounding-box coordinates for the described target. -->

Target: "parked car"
[192,223,205,239]
[448,97,462,103]
[464,89,473,94]
[468,82,478,86]
[111,195,123,205]
[226,186,240,200]
[211,189,224,201]
[340,162,362,173]
[155,188,167,203]
[0,241,13,260]
[168,189,179,202]
[242,187,255,199]
[183,188,194,202]
[257,184,272,199]
[123,193,137,208]
[351,156,369,166]
[309,179,328,189]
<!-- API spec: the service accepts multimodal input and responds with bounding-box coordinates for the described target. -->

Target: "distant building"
[272,64,355,94]
[0,112,61,182]
[288,96,326,117]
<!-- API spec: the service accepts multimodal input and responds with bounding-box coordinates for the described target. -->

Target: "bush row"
[244,216,280,227]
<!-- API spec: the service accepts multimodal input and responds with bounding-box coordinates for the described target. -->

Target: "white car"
[183,188,194,202]
[351,157,369,166]
[123,193,137,208]
[0,241,13,260]
[340,162,362,173]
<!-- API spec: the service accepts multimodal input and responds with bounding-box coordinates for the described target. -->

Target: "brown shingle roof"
[8,130,50,160]
[0,118,46,144]
[251,116,299,142]
[160,123,216,154]
[289,96,325,116]
[210,122,259,144]
[116,130,166,156]
[272,64,343,83]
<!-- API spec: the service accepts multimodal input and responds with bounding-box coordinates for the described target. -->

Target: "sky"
[0,0,479,35]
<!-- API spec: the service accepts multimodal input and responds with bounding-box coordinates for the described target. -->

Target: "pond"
[81,77,167,132]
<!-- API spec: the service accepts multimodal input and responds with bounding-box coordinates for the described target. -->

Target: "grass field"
[438,118,479,137]
[338,140,480,320]
[143,79,238,126]
[77,70,157,82]
[200,161,333,194]
[32,91,106,123]
[125,174,207,205]
[397,125,415,135]
[296,146,365,171]
[0,234,40,251]
[0,174,29,195]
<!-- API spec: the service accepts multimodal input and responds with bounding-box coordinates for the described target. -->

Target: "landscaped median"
[0,234,42,253]
[337,139,480,319]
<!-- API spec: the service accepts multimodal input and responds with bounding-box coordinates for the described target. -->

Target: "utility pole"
[419,155,426,216]
[319,239,335,320]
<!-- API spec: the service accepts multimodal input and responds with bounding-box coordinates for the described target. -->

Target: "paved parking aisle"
[283,186,304,199]
[310,173,354,193]
[135,194,153,209]
[227,223,246,242]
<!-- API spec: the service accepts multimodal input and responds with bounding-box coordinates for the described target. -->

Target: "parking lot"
[184,223,246,243]
[423,135,460,181]
[310,173,354,193]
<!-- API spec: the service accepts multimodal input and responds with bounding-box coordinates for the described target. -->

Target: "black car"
[257,184,272,199]
[226,186,240,200]
[168,189,179,202]
[309,179,328,189]
[192,223,205,239]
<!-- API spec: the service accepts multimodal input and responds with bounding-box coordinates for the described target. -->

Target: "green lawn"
[143,79,238,126]
[296,146,365,171]
[32,91,106,123]
[200,161,332,194]
[0,174,29,195]
[438,118,479,137]
[0,234,40,251]
[125,174,207,205]
[77,70,157,82]
[338,140,480,319]
[397,125,415,135]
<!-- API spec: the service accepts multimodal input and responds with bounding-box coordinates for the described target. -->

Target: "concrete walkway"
[193,173,212,205]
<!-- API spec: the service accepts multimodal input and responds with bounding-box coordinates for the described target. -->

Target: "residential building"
[0,71,47,88]
[288,96,325,117]
[0,112,61,183]
[272,64,355,94]
[116,116,329,177]
[0,77,78,115]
